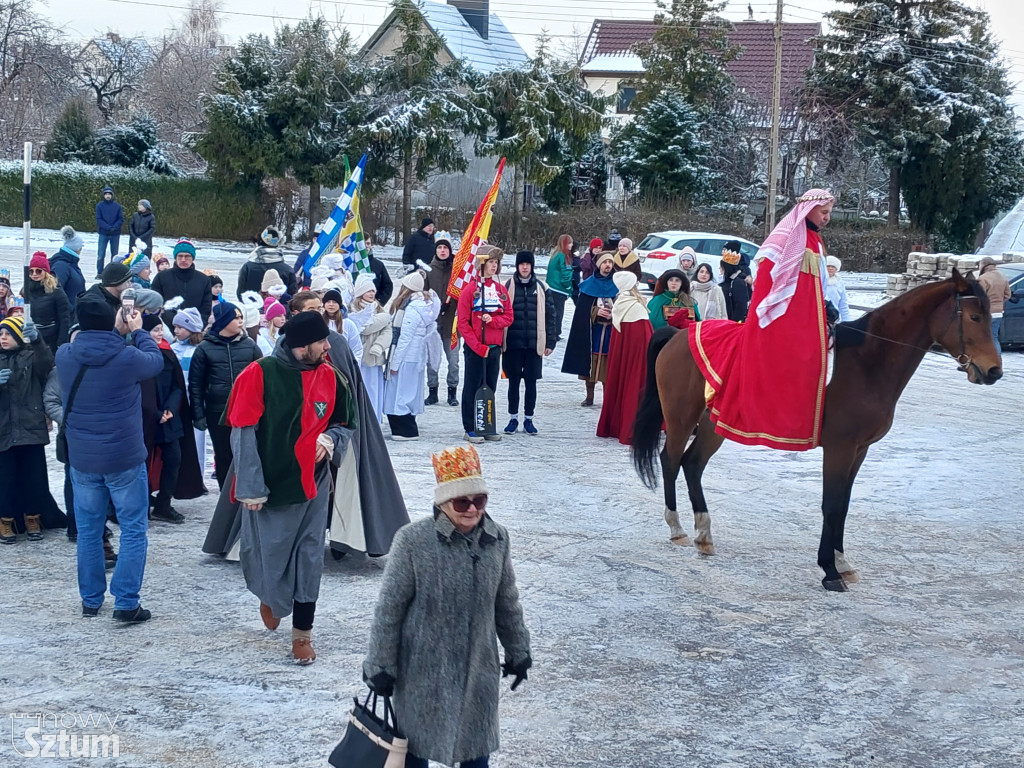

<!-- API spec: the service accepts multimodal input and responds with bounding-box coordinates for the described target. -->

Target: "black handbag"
[55,366,89,465]
[328,692,408,768]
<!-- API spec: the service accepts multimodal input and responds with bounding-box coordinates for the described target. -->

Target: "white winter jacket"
[390,294,440,368]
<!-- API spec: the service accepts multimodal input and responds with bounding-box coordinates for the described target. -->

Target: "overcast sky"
[42,0,1024,110]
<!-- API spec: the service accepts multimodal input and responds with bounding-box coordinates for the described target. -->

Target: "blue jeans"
[97,234,120,274]
[991,316,1003,356]
[406,756,488,768]
[71,463,149,610]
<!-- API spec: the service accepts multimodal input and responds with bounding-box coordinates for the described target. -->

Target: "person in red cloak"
[597,271,653,446]
[689,189,835,451]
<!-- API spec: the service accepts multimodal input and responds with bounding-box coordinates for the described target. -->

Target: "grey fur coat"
[363,512,531,765]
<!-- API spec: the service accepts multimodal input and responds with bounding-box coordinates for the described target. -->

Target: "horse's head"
[931,268,1002,385]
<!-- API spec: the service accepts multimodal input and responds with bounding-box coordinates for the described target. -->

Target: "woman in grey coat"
[363,445,532,768]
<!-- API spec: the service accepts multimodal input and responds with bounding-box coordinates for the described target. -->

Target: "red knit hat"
[589,238,603,250]
[29,251,51,273]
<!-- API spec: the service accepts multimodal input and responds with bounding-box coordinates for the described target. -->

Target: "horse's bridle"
[944,292,980,372]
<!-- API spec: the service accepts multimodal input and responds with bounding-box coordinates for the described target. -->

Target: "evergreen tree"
[362,0,487,244]
[44,101,103,164]
[474,37,607,226]
[631,0,740,113]
[807,0,983,226]
[901,19,1024,250]
[610,90,716,205]
[193,17,366,226]
[542,133,608,210]
[95,115,181,175]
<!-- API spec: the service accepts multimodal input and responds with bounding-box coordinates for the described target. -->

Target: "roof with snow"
[580,19,820,112]
[361,0,529,76]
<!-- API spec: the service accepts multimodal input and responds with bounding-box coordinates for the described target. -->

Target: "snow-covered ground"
[1,233,1021,766]
[980,197,1024,255]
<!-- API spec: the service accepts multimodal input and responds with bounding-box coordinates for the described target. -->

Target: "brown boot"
[24,515,42,541]
[292,628,315,665]
[260,602,280,631]
[581,381,595,407]
[0,518,15,545]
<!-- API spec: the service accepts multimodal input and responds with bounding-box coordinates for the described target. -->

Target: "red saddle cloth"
[688,233,828,452]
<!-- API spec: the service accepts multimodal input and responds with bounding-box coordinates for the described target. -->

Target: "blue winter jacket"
[56,329,164,475]
[96,192,124,236]
[49,246,87,313]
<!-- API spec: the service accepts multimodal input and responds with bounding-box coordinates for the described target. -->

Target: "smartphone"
[121,288,136,322]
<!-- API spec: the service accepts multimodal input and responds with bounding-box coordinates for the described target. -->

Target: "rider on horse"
[690,189,835,451]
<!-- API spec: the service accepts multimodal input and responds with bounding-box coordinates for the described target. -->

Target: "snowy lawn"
[0,243,1021,766]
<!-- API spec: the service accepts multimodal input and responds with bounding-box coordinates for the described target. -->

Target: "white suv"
[635,231,760,291]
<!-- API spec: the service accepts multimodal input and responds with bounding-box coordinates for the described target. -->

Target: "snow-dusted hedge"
[0,161,264,239]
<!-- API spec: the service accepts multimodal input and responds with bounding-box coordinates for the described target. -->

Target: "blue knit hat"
[172,238,196,259]
[211,301,239,335]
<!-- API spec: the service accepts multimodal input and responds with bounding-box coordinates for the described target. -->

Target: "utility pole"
[765,0,784,238]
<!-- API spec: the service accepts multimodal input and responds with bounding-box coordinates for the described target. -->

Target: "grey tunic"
[363,512,531,765]
[230,344,352,619]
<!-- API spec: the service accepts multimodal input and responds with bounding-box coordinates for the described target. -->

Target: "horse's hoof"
[822,578,849,592]
[839,569,860,584]
[694,541,715,555]
[669,534,692,546]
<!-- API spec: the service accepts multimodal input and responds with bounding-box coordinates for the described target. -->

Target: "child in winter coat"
[348,273,392,423]
[143,315,189,523]
[170,307,207,475]
[457,245,513,443]
[257,300,286,356]
[502,251,557,435]
[383,273,440,440]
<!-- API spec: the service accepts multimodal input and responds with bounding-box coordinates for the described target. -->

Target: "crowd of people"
[0,185,880,768]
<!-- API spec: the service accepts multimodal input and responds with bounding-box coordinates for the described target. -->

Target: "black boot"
[447,387,459,406]
[424,387,439,406]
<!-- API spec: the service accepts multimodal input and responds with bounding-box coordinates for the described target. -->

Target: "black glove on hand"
[364,671,396,697]
[193,418,207,431]
[501,655,532,691]
[825,300,840,325]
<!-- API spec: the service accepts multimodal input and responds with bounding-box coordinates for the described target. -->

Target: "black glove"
[501,655,532,691]
[824,300,839,325]
[193,417,207,431]
[364,671,396,697]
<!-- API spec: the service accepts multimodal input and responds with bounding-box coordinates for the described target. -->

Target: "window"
[637,236,668,250]
[616,86,637,114]
[672,239,703,251]
[739,243,760,262]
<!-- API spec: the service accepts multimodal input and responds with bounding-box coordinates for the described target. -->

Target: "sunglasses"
[451,495,488,513]
[28,268,45,275]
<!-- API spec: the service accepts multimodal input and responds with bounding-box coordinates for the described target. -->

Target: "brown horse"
[631,269,1003,591]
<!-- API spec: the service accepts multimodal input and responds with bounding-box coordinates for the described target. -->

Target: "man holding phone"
[56,297,164,622]
[76,262,134,325]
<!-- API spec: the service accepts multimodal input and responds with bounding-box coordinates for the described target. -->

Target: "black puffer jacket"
[152,264,213,322]
[129,210,156,256]
[237,247,299,299]
[22,276,71,355]
[503,275,557,353]
[0,337,53,452]
[722,270,751,322]
[401,228,435,269]
[187,332,261,428]
[425,255,457,339]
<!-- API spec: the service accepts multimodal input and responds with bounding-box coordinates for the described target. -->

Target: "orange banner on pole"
[447,157,506,302]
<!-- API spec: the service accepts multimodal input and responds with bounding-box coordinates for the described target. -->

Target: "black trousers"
[551,292,568,339]
[154,439,181,512]
[502,347,541,417]
[461,346,501,432]
[208,422,232,489]
[293,600,316,631]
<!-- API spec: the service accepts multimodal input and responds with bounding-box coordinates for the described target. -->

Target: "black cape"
[144,347,206,500]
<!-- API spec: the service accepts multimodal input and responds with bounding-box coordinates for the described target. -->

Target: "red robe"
[689,229,828,451]
[597,318,653,445]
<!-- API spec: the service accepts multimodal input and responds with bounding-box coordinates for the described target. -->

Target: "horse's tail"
[632,326,678,489]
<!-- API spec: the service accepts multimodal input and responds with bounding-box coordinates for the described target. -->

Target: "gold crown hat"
[432,445,489,506]
[721,246,742,266]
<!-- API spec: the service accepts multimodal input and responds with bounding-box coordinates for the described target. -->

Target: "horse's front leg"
[819,447,859,592]
[834,446,869,584]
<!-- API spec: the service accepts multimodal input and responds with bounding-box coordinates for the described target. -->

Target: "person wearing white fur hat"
[824,255,850,322]
[348,272,391,423]
[382,272,440,440]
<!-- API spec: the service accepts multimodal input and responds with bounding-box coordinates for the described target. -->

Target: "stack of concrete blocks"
[887,251,1024,297]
